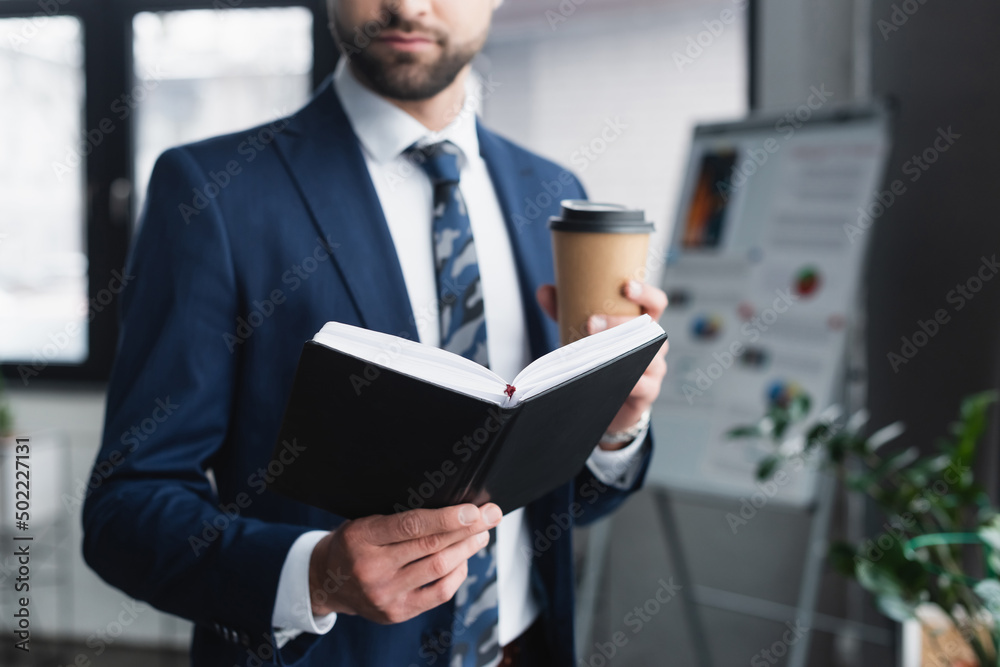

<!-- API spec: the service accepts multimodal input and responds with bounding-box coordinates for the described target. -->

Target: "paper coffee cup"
[549,200,655,345]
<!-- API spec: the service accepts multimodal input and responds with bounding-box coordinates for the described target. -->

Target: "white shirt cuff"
[585,426,649,489]
[272,530,338,648]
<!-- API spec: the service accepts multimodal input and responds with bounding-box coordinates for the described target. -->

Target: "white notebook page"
[312,315,664,408]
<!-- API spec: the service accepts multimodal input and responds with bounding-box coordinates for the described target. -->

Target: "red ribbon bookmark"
[504,384,516,398]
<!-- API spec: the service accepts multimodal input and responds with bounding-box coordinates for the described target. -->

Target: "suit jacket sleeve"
[82,147,311,642]
[574,432,653,526]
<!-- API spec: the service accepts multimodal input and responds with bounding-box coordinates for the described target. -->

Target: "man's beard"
[334,16,485,101]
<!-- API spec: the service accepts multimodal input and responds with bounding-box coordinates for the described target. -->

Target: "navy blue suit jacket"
[82,76,651,667]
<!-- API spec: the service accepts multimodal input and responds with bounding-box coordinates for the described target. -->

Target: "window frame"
[0,0,337,386]
[748,0,759,110]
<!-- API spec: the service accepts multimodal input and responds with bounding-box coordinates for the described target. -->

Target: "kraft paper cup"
[549,200,655,345]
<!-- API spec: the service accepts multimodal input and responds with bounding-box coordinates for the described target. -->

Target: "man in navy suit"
[82,0,669,665]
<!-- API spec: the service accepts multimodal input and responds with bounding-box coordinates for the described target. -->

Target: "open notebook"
[313,315,665,407]
[270,316,666,518]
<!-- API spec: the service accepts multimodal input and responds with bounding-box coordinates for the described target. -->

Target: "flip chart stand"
[575,312,892,665]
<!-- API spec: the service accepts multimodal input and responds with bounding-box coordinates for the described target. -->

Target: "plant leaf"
[727,425,762,439]
[873,447,920,479]
[787,394,812,422]
[866,422,906,451]
[845,409,870,435]
[828,541,858,578]
[757,455,781,481]
[973,578,1000,624]
[875,594,915,622]
[979,516,1000,552]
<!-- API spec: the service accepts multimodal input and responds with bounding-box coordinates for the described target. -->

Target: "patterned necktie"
[407,141,500,667]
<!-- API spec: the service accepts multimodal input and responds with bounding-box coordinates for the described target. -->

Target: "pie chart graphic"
[767,379,807,409]
[794,266,822,297]
[691,314,723,341]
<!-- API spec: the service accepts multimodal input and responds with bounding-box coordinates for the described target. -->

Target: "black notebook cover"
[269,332,666,518]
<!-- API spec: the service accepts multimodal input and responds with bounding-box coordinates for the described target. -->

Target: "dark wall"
[866,0,1000,464]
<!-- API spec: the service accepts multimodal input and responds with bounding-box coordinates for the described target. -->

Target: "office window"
[0,2,329,382]
[131,7,313,217]
[0,16,87,364]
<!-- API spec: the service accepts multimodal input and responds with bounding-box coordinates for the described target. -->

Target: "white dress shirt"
[271,60,649,648]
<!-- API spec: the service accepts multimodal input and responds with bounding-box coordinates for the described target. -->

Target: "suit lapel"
[272,79,559,354]
[273,77,418,340]
[477,124,561,359]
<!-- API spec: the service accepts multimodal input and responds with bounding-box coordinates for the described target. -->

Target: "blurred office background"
[0,0,998,665]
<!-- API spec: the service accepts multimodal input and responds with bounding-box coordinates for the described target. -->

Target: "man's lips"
[377,32,436,51]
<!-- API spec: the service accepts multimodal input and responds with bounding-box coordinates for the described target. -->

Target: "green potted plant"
[0,373,13,440]
[729,390,1000,666]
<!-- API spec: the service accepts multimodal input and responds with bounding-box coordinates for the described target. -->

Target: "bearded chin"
[333,16,485,101]
[350,47,475,101]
